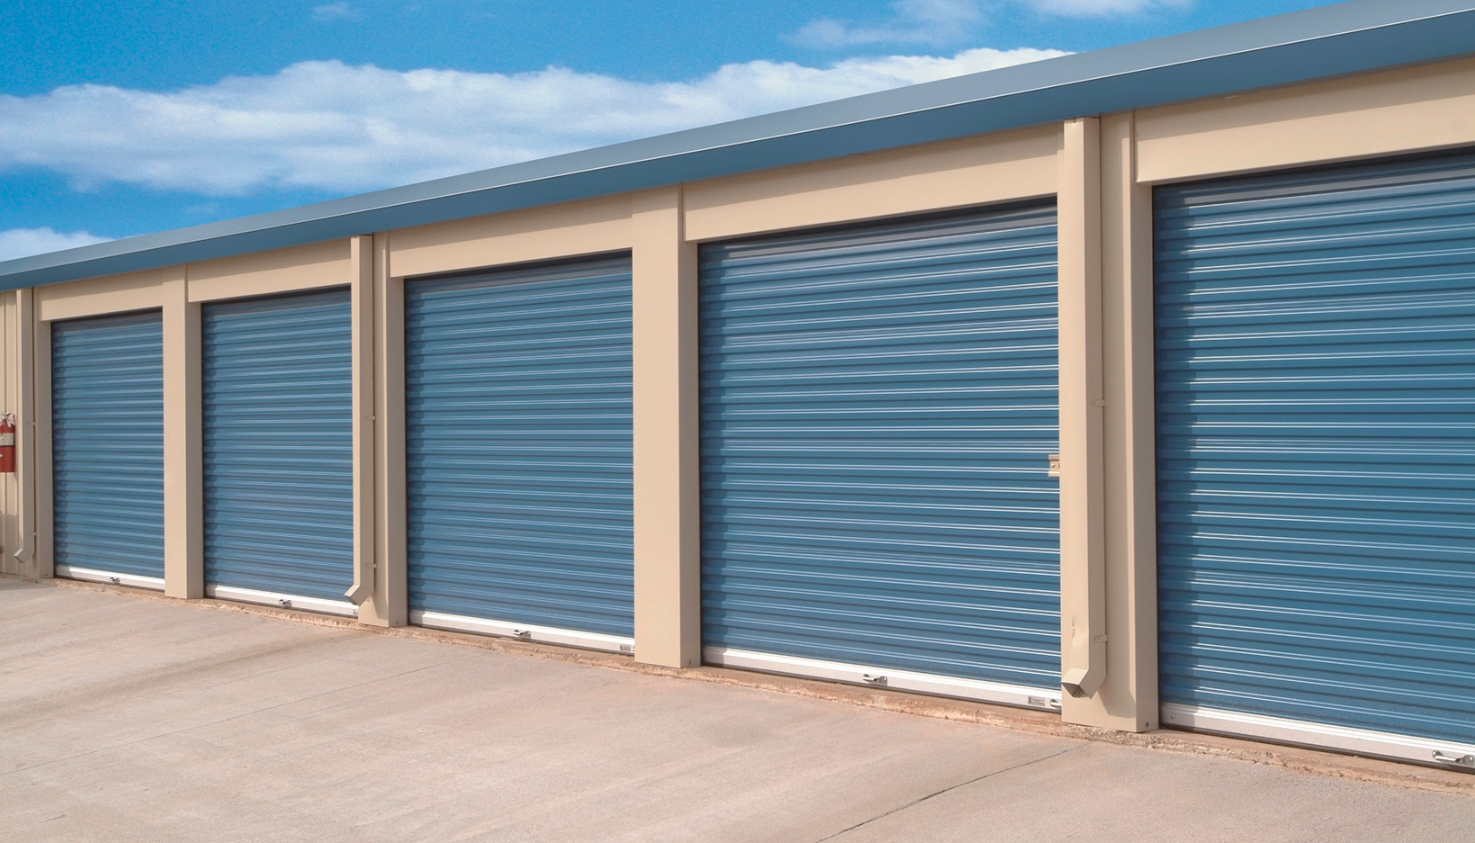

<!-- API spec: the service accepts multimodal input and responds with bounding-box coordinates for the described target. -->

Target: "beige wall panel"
[389,196,633,279]
[683,126,1059,242]
[1138,57,1475,184]
[38,269,165,322]
[187,239,351,302]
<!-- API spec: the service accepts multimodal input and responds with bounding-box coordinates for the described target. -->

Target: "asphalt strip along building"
[1,0,1473,772]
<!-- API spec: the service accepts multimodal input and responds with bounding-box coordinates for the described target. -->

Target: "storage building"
[2,0,1473,770]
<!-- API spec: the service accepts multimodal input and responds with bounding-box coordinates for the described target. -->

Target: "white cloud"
[793,0,983,48]
[1029,0,1191,16]
[0,228,111,262]
[312,3,362,22]
[792,0,1192,48]
[0,47,1065,197]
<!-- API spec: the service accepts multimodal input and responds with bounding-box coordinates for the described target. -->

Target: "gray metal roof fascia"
[3,0,1474,291]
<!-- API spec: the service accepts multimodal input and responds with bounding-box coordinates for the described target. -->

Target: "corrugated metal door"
[202,289,354,608]
[1156,150,1475,753]
[700,204,1061,702]
[405,255,634,645]
[51,310,165,585]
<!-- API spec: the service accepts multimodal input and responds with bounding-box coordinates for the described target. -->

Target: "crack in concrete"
[813,745,1082,842]
[1,655,474,779]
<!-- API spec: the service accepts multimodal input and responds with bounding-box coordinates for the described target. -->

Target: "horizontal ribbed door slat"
[406,255,634,636]
[203,289,353,601]
[1155,150,1475,745]
[52,310,164,579]
[700,204,1060,690]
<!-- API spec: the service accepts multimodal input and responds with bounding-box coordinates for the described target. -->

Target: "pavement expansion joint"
[812,746,1083,842]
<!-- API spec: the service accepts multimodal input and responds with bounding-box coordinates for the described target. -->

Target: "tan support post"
[345,235,377,608]
[1083,111,1160,731]
[631,185,701,668]
[163,267,203,598]
[33,316,52,580]
[360,233,407,627]
[1058,117,1108,704]
[12,288,38,579]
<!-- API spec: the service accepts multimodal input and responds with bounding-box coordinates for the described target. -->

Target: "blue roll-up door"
[700,204,1061,703]
[51,310,165,585]
[406,255,634,645]
[202,289,353,607]
[1156,150,1475,756]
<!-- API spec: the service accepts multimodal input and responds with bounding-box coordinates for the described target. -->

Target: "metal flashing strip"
[704,647,1062,712]
[54,565,165,592]
[205,584,358,618]
[410,610,635,655]
[1162,704,1475,770]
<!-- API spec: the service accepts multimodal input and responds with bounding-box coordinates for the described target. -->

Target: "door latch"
[1047,454,1061,479]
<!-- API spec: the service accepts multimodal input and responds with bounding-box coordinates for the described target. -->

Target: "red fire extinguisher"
[0,413,15,474]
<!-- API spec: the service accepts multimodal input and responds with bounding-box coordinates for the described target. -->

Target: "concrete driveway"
[3,577,1472,842]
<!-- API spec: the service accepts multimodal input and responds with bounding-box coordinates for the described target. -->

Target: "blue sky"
[0,0,1342,260]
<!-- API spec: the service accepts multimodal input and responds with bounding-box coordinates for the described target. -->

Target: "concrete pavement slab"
[826,741,1475,842]
[2,578,1472,842]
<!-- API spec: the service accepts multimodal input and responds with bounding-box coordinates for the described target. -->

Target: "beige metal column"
[33,316,52,580]
[344,235,377,609]
[1057,113,1160,731]
[163,267,203,598]
[1058,117,1108,705]
[631,185,701,668]
[0,293,12,575]
[360,233,407,627]
[10,289,38,579]
[1086,111,1159,731]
